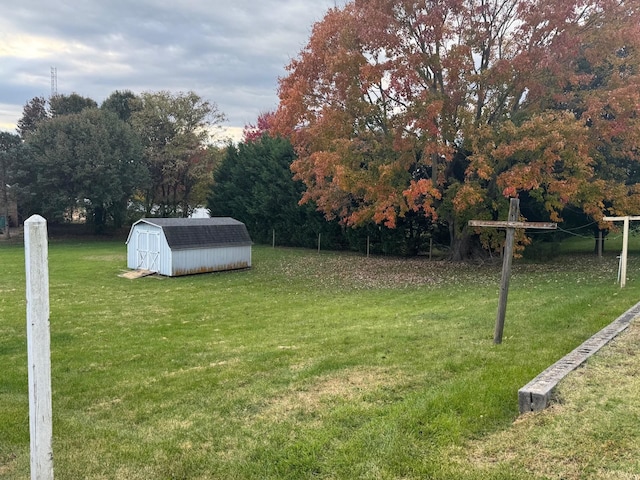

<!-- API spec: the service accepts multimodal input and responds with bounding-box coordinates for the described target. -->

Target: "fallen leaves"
[270,250,628,292]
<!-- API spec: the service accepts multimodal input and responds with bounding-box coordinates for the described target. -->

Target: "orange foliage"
[274,0,640,248]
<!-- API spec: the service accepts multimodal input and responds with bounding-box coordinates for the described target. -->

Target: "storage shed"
[125,217,252,276]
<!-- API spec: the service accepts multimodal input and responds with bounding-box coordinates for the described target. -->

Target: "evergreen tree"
[208,134,344,249]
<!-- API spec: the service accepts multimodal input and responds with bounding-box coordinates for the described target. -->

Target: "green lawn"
[1,240,639,479]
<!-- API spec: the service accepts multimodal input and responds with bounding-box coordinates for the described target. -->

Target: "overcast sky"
[0,0,344,142]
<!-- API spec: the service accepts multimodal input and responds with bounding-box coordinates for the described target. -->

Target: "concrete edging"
[518,300,640,414]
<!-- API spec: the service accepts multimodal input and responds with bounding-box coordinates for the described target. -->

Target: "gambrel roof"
[126,217,252,249]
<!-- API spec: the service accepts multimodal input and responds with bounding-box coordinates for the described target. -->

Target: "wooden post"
[429,237,433,261]
[24,215,54,480]
[366,235,370,258]
[318,233,321,253]
[272,229,275,248]
[602,215,640,288]
[597,230,603,258]
[469,198,557,344]
[494,199,519,344]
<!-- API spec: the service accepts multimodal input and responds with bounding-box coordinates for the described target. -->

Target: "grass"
[461,318,640,479]
[1,238,640,479]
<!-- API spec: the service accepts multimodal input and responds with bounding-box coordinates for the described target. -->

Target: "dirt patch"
[257,366,406,423]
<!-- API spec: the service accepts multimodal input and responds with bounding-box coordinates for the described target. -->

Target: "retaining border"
[518,300,640,414]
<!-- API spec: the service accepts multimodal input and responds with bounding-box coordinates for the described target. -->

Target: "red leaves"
[243,112,276,143]
[502,186,518,198]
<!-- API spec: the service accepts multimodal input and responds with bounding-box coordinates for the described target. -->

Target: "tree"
[275,0,640,259]
[101,90,140,122]
[0,132,21,238]
[176,146,223,217]
[130,91,226,216]
[17,97,49,138]
[242,111,276,143]
[208,134,344,248]
[16,108,147,231]
[461,0,640,254]
[49,93,98,117]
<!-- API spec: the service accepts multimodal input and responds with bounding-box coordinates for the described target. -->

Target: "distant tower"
[50,67,57,97]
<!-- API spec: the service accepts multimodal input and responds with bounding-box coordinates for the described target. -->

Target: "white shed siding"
[170,246,251,276]
[127,224,165,273]
[126,224,173,275]
[126,217,252,277]
[157,233,172,276]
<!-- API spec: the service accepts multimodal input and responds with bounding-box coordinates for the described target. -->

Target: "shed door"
[136,230,161,272]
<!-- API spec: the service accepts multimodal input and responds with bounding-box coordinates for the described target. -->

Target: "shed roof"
[127,217,252,249]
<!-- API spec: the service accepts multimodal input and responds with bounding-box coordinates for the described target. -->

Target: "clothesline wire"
[527,222,628,241]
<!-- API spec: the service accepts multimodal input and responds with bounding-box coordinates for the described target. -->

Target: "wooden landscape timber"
[518,300,640,413]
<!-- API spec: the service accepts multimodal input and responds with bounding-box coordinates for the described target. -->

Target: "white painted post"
[24,215,54,480]
[621,216,629,288]
[603,215,640,288]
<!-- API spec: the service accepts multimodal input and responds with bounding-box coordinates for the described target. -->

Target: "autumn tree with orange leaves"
[275,0,640,259]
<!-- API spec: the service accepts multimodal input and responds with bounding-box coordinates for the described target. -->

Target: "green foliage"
[208,134,345,249]
[16,109,147,231]
[0,132,21,235]
[209,134,442,254]
[12,89,228,229]
[130,91,226,217]
[16,96,48,139]
[101,90,141,122]
[49,93,98,117]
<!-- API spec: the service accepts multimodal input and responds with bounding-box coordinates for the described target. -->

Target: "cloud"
[0,0,343,136]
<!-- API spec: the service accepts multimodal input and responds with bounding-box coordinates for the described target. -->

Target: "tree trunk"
[2,196,10,240]
[449,218,471,261]
[1,163,9,239]
[594,229,605,256]
[431,153,438,187]
[92,206,107,234]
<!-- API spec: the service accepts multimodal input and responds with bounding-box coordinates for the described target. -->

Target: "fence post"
[597,230,603,258]
[25,215,54,480]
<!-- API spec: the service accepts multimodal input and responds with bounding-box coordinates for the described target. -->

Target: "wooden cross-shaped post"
[602,215,640,288]
[469,198,557,344]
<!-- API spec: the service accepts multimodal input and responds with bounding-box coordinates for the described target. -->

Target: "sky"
[0,0,344,142]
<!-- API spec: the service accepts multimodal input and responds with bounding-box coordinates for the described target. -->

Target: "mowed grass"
[1,239,640,479]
